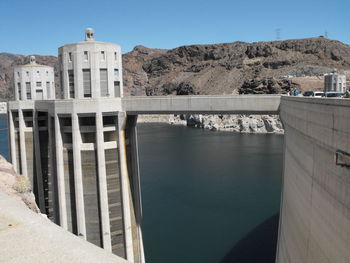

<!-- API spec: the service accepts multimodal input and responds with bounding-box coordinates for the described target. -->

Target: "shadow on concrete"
[219,213,279,263]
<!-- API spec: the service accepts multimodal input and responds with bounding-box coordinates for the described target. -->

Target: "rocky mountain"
[1,37,350,100]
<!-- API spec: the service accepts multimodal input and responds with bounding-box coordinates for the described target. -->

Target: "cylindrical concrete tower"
[58,28,123,99]
[13,56,55,100]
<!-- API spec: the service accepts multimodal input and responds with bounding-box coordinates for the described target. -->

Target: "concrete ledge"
[122,95,281,115]
[0,190,127,263]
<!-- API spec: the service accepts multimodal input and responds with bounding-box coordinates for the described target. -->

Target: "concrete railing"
[276,97,350,263]
[0,189,128,263]
[122,95,281,115]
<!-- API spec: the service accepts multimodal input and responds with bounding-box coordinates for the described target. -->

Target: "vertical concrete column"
[72,113,87,239]
[33,111,45,211]
[8,109,17,171]
[126,115,145,263]
[54,115,68,229]
[42,74,47,99]
[62,53,69,99]
[21,69,26,101]
[48,114,58,223]
[30,68,35,101]
[118,53,123,98]
[18,109,27,176]
[76,48,83,99]
[91,50,100,98]
[95,111,112,251]
[117,111,134,262]
[107,51,114,97]
[14,76,18,100]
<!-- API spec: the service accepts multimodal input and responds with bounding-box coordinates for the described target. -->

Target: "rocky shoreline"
[0,155,40,213]
[137,114,284,134]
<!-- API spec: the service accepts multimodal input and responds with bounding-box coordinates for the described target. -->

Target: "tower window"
[36,82,42,87]
[69,52,72,62]
[84,51,89,61]
[114,52,117,61]
[114,69,119,78]
[114,81,120,97]
[36,89,43,100]
[17,72,20,77]
[68,70,75,98]
[101,51,105,60]
[26,82,31,99]
[17,83,21,100]
[83,69,91,97]
[26,71,29,77]
[46,82,50,98]
[100,69,108,97]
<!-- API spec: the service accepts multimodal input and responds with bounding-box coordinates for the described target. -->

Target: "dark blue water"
[0,115,9,161]
[138,124,283,263]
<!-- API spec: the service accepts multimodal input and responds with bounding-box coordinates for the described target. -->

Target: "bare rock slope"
[123,37,350,96]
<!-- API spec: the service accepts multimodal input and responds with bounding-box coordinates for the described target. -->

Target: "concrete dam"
[2,94,350,262]
[1,29,350,262]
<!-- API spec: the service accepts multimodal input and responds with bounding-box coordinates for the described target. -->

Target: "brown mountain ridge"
[1,37,350,100]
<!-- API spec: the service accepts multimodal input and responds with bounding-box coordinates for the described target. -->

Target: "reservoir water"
[138,124,283,263]
[0,116,283,263]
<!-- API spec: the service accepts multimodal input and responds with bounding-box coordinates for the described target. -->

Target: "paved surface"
[0,190,127,263]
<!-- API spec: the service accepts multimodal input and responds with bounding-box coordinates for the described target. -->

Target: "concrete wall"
[277,97,350,263]
[122,95,281,115]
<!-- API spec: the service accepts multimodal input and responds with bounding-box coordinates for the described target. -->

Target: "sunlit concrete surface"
[276,96,350,263]
[0,190,127,263]
[122,95,281,115]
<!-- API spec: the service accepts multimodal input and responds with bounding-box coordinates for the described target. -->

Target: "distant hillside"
[1,37,350,100]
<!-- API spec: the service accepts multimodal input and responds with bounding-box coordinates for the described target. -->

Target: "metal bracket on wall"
[335,150,350,168]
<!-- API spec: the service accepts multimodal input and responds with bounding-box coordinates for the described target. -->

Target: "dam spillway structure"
[7,29,145,263]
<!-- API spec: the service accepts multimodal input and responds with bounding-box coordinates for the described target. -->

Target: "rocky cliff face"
[123,37,350,96]
[186,114,283,133]
[138,114,283,133]
[0,155,40,213]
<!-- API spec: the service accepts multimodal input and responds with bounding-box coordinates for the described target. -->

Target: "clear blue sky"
[1,0,349,56]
